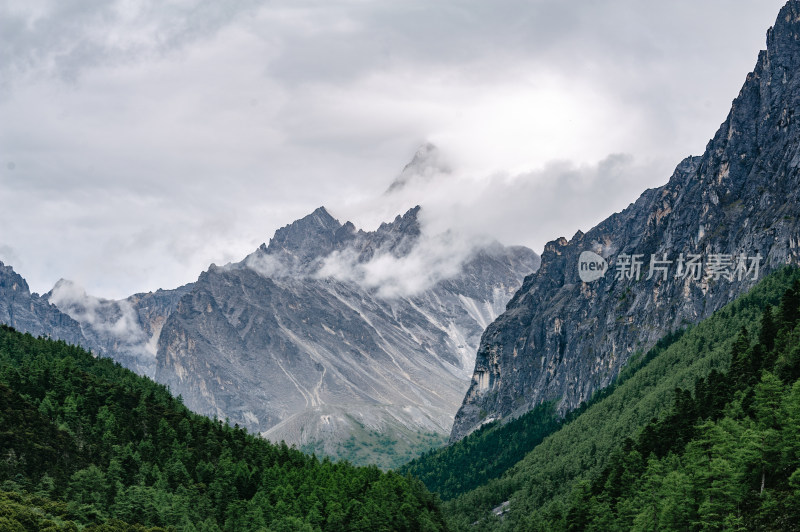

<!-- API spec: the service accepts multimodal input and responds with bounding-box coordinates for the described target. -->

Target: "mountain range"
[0,152,538,467]
[154,205,537,465]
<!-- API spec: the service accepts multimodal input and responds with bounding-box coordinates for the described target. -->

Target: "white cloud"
[245,251,295,279]
[333,152,663,257]
[315,230,489,299]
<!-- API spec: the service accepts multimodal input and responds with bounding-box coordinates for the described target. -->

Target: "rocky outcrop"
[451,0,800,441]
[46,280,191,376]
[0,261,85,345]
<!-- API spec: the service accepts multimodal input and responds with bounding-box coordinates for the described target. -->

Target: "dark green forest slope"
[535,280,800,530]
[399,330,686,501]
[398,400,561,501]
[437,267,800,530]
[0,325,446,531]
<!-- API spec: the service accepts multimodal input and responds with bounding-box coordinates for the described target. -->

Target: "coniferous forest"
[531,277,800,530]
[0,324,446,531]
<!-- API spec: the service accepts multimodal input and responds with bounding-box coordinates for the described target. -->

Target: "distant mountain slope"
[451,0,800,442]
[386,143,450,194]
[156,205,538,467]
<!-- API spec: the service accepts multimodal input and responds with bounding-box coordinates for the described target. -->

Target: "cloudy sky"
[0,0,788,298]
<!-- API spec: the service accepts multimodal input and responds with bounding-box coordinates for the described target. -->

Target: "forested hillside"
[439,266,800,530]
[399,330,685,501]
[0,325,446,531]
[398,401,561,501]
[539,280,800,530]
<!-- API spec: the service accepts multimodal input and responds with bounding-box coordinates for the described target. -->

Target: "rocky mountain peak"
[0,261,30,294]
[45,279,89,314]
[154,200,539,462]
[348,205,422,263]
[386,143,450,194]
[770,1,800,61]
[253,204,425,272]
[265,206,345,263]
[376,205,422,239]
[48,277,80,294]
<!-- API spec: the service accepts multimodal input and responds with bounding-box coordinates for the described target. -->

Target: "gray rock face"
[450,0,800,441]
[45,280,191,377]
[0,261,85,345]
[155,206,539,454]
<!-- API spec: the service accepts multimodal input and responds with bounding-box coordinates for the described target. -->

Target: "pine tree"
[565,481,592,532]
[658,469,694,531]
[779,281,800,330]
[759,306,777,353]
[730,326,752,389]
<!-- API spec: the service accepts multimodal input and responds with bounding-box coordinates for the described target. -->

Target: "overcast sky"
[0,0,788,298]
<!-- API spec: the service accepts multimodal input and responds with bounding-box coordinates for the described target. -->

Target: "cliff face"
[451,0,800,441]
[155,206,539,456]
[0,261,85,345]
